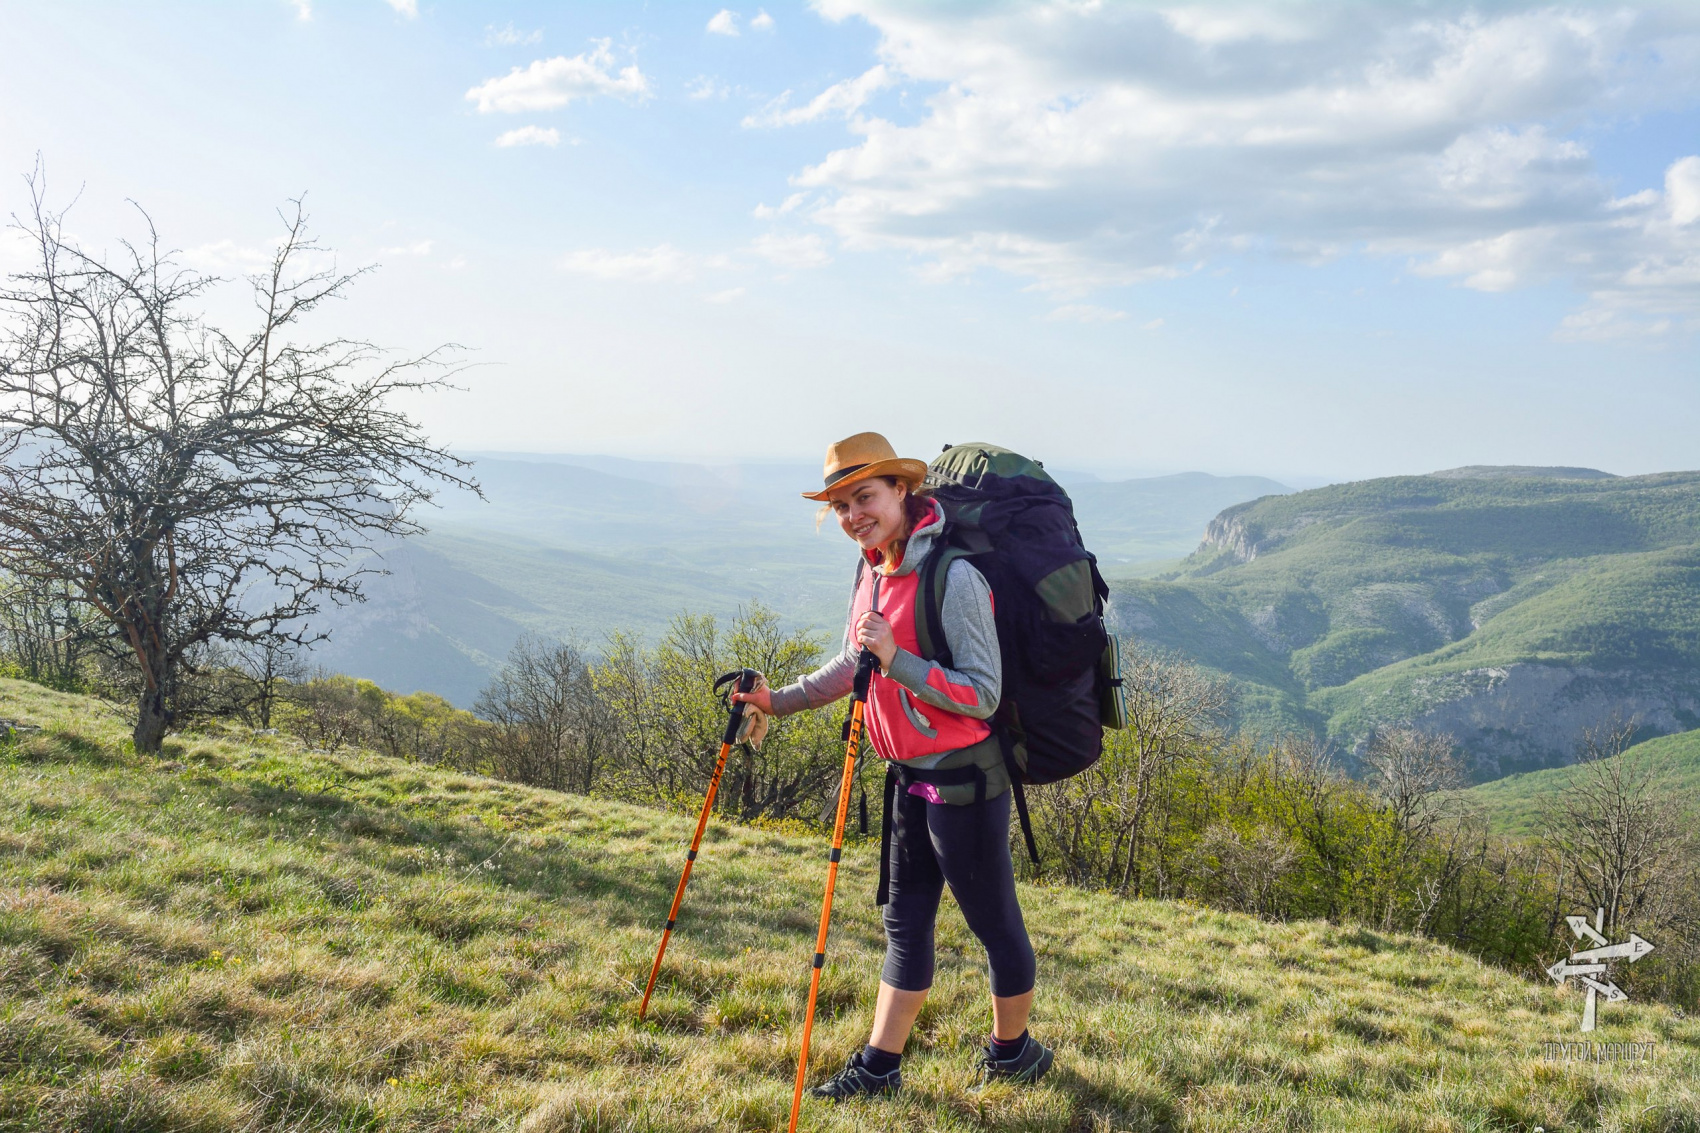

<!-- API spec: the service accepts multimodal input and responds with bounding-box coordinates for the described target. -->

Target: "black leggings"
[881,786,1036,997]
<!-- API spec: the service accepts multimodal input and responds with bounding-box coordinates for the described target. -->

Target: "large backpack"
[912,442,1126,864]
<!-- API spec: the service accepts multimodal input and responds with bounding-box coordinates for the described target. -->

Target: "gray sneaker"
[975,1034,1054,1087]
[806,1051,902,1101]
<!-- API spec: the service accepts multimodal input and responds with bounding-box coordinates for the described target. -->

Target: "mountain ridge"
[1112,468,1700,777]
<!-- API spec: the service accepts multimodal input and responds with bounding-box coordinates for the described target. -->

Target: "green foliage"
[1033,730,1558,973]
[0,678,1696,1129]
[280,675,484,768]
[593,605,846,822]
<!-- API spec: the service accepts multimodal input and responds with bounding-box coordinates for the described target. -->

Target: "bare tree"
[0,570,92,688]
[1361,726,1465,838]
[476,636,604,793]
[0,171,475,751]
[1542,719,1694,942]
[1112,648,1229,893]
[1027,647,1228,893]
[235,630,307,730]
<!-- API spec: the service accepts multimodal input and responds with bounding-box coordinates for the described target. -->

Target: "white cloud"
[1045,304,1127,323]
[1670,156,1700,227]
[378,240,433,257]
[182,239,279,273]
[485,22,542,47]
[744,65,891,128]
[787,1,1700,325]
[705,287,747,303]
[753,192,808,219]
[288,0,311,20]
[753,232,832,269]
[383,0,417,17]
[687,75,729,101]
[466,40,649,113]
[750,10,774,31]
[560,244,701,283]
[494,126,561,148]
[707,9,739,37]
[1553,306,1670,343]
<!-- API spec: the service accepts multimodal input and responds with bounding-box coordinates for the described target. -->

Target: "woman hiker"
[732,431,1053,1099]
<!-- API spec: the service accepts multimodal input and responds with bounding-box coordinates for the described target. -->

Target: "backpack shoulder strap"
[913,545,967,668]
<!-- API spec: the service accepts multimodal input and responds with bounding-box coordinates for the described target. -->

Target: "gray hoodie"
[768,499,1001,770]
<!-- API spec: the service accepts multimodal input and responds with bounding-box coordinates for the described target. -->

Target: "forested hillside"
[1109,467,1700,777]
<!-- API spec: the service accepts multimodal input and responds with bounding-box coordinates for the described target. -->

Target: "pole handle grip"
[851,648,876,700]
[714,667,760,746]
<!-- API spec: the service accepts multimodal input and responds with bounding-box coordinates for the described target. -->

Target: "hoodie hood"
[862,497,945,578]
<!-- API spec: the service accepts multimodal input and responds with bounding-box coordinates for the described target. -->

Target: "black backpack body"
[911,443,1124,863]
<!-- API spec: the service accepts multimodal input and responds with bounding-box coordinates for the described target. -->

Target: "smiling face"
[826,475,909,555]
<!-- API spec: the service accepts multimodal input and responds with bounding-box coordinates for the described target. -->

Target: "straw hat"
[801,432,929,501]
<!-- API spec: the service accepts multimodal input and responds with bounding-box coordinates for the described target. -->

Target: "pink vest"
[851,532,993,762]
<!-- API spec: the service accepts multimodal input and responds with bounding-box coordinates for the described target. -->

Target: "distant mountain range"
[309,456,1700,786]
[1108,466,1700,779]
[309,452,1291,707]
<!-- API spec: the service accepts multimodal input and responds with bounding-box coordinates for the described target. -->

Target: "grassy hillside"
[1110,468,1700,776]
[2,681,1695,1130]
[1460,728,1700,838]
[312,454,1288,708]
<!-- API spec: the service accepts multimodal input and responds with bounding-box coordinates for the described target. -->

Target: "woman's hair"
[813,475,933,533]
[891,476,934,531]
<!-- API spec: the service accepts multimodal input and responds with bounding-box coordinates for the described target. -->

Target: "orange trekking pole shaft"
[789,650,877,1132]
[639,667,758,1022]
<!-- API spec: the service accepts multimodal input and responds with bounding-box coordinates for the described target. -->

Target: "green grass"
[1459,728,1700,838]
[1,678,1697,1131]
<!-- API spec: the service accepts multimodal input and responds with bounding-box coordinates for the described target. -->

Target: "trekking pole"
[788,648,878,1132]
[638,667,759,1022]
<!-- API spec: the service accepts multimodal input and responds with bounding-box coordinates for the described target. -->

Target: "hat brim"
[801,457,929,501]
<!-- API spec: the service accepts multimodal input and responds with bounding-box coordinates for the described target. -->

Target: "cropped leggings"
[880,785,1037,997]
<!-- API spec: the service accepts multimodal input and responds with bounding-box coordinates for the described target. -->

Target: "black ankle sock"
[860,1044,902,1076]
[988,1030,1028,1061]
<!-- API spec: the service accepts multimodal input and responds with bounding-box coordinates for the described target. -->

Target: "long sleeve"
[883,558,1001,720]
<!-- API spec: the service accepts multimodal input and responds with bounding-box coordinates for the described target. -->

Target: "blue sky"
[1,1,1697,481]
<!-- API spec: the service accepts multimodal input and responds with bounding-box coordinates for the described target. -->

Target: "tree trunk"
[134,686,173,753]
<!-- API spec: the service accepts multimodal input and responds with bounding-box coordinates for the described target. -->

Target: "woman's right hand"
[730,685,774,714]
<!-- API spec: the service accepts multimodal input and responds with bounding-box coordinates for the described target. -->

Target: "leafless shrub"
[1542,719,1697,944]
[475,637,605,793]
[0,571,92,689]
[1029,646,1229,893]
[1361,725,1465,839]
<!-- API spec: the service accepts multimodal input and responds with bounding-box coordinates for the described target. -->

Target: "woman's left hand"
[856,611,898,670]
